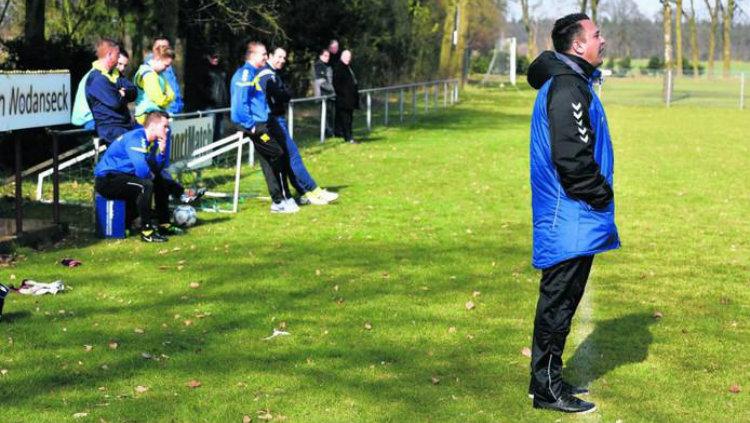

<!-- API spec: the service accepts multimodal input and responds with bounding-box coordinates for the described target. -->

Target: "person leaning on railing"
[259,47,339,206]
[85,38,137,145]
[230,41,299,214]
[133,45,176,125]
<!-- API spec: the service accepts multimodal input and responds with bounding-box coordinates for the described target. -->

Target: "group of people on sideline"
[75,36,351,242]
[313,40,360,143]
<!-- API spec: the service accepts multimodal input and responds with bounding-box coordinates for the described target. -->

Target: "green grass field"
[1,83,748,422]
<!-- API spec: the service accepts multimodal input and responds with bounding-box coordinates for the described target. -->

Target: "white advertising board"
[169,116,215,163]
[0,72,72,131]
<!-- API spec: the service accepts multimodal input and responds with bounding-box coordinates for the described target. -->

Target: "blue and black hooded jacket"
[527,51,620,269]
[230,62,269,130]
[85,62,137,143]
[94,127,165,180]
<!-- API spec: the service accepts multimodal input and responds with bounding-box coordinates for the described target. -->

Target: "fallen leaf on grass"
[729,384,742,394]
[315,269,321,276]
[472,290,481,297]
[134,385,149,394]
[431,376,440,385]
[183,320,194,326]
[243,416,252,423]
[134,328,145,334]
[465,301,475,311]
[73,412,88,418]
[189,282,200,289]
[108,340,119,349]
[364,322,373,330]
[521,347,532,358]
[186,379,202,388]
[448,326,457,334]
[0,369,8,376]
[653,311,663,319]
[141,352,153,360]
[83,345,93,352]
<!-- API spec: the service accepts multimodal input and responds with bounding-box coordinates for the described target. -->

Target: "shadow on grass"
[0,237,534,419]
[566,312,655,386]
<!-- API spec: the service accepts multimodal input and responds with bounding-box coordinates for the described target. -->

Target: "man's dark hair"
[145,111,169,126]
[118,47,130,59]
[551,13,589,53]
[151,35,171,48]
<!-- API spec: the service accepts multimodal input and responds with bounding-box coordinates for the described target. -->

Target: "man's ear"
[573,39,585,55]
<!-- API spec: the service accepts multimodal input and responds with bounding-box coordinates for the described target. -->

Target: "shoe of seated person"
[158,224,185,236]
[316,188,339,203]
[180,187,207,204]
[532,394,596,414]
[141,227,168,242]
[303,190,329,206]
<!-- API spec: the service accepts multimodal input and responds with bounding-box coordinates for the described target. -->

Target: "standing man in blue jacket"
[94,111,174,242]
[85,38,137,145]
[230,41,298,213]
[526,13,620,414]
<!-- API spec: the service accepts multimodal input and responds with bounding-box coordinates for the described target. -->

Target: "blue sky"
[506,0,711,21]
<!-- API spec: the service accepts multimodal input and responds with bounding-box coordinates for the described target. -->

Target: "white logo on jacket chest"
[571,102,588,143]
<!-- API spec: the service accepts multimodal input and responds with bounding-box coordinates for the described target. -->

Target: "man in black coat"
[332,50,360,144]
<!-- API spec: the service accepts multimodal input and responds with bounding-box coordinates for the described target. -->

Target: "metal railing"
[24,78,461,228]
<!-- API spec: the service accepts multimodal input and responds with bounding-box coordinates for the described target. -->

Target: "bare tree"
[662,0,673,101]
[590,0,600,24]
[580,0,588,13]
[676,0,684,75]
[689,0,700,77]
[722,0,736,78]
[24,0,45,45]
[519,0,537,59]
[704,0,720,78]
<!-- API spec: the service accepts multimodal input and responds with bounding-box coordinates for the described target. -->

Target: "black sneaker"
[0,283,8,321]
[158,224,185,236]
[529,380,589,399]
[533,394,596,414]
[141,229,168,243]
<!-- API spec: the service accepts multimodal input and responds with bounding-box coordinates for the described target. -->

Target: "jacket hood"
[527,51,581,90]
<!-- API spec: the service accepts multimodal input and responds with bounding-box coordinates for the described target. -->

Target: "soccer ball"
[173,205,197,227]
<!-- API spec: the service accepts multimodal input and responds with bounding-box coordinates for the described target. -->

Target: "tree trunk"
[689,0,699,78]
[590,0,599,25]
[663,1,673,102]
[520,0,535,60]
[704,0,719,79]
[722,0,734,78]
[675,0,683,76]
[580,0,588,14]
[24,0,45,46]
[438,0,469,78]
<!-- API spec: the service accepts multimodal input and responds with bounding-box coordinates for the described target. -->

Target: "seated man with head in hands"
[94,111,197,242]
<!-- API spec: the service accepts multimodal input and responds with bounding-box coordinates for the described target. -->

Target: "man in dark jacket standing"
[196,50,229,140]
[526,14,620,414]
[332,50,360,144]
[85,38,137,145]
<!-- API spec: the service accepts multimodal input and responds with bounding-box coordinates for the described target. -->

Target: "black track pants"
[153,174,184,225]
[95,173,154,229]
[246,129,286,203]
[530,255,594,401]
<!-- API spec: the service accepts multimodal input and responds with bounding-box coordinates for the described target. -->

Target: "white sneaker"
[318,189,339,203]
[284,198,301,212]
[303,190,329,206]
[270,201,299,214]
